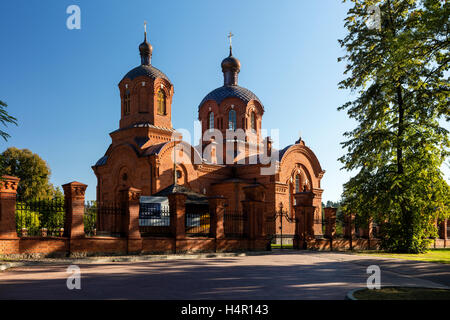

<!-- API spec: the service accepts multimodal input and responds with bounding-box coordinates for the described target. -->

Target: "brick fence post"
[0,175,20,240]
[241,184,266,251]
[324,207,337,239]
[62,182,87,239]
[209,196,226,239]
[120,187,142,254]
[168,193,187,240]
[293,192,316,250]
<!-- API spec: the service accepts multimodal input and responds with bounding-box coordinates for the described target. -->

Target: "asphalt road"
[1,251,449,300]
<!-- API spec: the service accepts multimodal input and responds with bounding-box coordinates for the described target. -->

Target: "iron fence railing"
[224,211,247,238]
[90,201,126,237]
[139,204,171,236]
[84,201,97,237]
[16,197,66,237]
[335,218,345,238]
[185,211,211,237]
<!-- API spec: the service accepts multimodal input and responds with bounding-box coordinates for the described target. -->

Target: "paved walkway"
[0,251,448,300]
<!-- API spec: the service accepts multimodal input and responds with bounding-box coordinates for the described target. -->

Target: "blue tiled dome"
[122,65,171,84]
[199,85,263,110]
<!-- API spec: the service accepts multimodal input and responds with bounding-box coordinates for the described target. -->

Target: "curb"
[345,288,361,300]
[0,250,274,271]
[0,262,26,272]
[345,286,450,300]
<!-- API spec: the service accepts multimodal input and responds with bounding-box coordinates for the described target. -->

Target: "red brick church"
[92,29,326,238]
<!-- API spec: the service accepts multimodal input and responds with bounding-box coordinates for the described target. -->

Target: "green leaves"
[0,147,58,199]
[338,0,449,253]
[0,100,17,141]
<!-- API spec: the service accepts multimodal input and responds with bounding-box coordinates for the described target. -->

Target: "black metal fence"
[84,201,97,237]
[224,211,247,238]
[139,204,171,236]
[335,217,345,237]
[185,209,211,237]
[265,209,297,246]
[16,197,66,237]
[90,201,126,237]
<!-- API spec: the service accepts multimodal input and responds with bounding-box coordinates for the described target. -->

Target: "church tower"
[118,24,174,130]
[198,33,265,164]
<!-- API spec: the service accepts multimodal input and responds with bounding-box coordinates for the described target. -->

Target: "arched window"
[208,112,214,130]
[251,112,256,131]
[124,90,131,115]
[295,175,300,193]
[228,110,236,130]
[157,89,166,115]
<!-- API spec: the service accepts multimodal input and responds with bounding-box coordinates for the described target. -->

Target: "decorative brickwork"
[62,181,87,240]
[0,176,20,239]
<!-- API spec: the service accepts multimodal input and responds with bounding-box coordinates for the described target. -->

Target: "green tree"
[338,0,449,253]
[0,147,60,199]
[0,100,17,141]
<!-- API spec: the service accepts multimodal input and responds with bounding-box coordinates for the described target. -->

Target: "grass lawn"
[353,287,450,300]
[356,248,450,264]
[271,244,294,249]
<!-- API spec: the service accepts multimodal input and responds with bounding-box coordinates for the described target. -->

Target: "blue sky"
[0,0,377,201]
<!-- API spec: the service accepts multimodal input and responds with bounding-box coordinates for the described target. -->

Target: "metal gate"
[265,203,297,249]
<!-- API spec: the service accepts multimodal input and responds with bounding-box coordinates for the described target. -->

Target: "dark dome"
[221,55,241,72]
[139,40,153,55]
[122,64,171,83]
[198,85,264,110]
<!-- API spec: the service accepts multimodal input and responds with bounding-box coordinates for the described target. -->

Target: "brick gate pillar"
[120,187,142,254]
[62,181,87,239]
[241,184,266,251]
[168,193,187,240]
[324,207,337,239]
[209,196,227,239]
[312,188,324,237]
[293,191,315,249]
[0,176,20,239]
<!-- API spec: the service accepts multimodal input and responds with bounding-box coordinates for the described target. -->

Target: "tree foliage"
[0,147,62,199]
[0,100,17,141]
[338,0,449,253]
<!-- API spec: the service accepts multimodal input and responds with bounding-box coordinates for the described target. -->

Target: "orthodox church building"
[92,30,326,236]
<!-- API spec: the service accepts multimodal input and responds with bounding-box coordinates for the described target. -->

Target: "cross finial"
[144,21,147,40]
[228,31,234,55]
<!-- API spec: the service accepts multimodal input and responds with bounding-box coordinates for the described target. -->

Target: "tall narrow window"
[295,174,300,193]
[157,89,166,115]
[228,110,236,130]
[251,112,256,131]
[208,112,214,130]
[124,90,131,115]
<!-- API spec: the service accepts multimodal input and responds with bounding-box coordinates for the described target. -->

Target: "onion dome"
[121,28,171,84]
[222,48,241,86]
[139,30,153,66]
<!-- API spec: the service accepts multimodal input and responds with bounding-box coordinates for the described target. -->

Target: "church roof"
[198,85,264,110]
[122,64,171,83]
[142,142,166,156]
[278,145,293,161]
[154,184,208,205]
[94,155,108,167]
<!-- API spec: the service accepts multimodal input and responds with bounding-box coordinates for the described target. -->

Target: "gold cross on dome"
[144,21,147,34]
[228,31,234,48]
